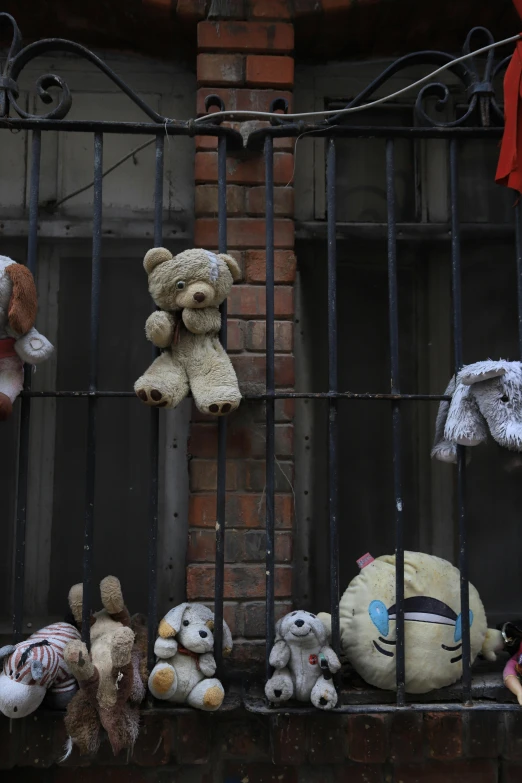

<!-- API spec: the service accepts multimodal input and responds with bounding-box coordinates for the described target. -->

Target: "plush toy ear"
[218,253,241,282]
[31,659,44,681]
[0,645,16,661]
[274,617,284,642]
[143,247,173,275]
[221,619,233,657]
[5,263,38,337]
[158,602,190,638]
[310,616,328,645]
[443,381,488,447]
[458,360,508,386]
[431,376,458,463]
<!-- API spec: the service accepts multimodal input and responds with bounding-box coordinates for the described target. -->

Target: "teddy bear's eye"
[176,281,186,290]
[183,620,190,626]
[501,394,509,402]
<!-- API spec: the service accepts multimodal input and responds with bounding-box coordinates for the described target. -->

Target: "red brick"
[293,0,322,15]
[188,529,292,563]
[216,719,269,759]
[176,0,208,19]
[233,353,294,387]
[244,600,291,637]
[223,764,297,783]
[198,21,294,53]
[246,320,293,351]
[247,185,294,217]
[389,712,424,763]
[271,715,308,765]
[321,0,351,9]
[177,713,211,764]
[228,285,294,317]
[245,250,296,283]
[252,397,295,422]
[249,0,292,19]
[197,53,244,86]
[186,563,292,599]
[226,319,244,351]
[132,714,176,766]
[189,422,293,459]
[309,717,346,764]
[204,601,240,635]
[195,134,218,151]
[189,493,293,529]
[347,715,388,764]
[195,217,294,249]
[195,184,245,215]
[425,712,463,760]
[197,87,293,115]
[467,712,500,759]
[189,458,242,491]
[246,55,294,88]
[244,459,293,491]
[394,760,497,783]
[195,151,294,185]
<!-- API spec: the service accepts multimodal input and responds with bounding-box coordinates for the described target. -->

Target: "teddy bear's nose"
[295,619,305,627]
[193,292,206,303]
[199,630,208,638]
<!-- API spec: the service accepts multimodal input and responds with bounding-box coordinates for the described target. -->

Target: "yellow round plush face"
[339,552,488,693]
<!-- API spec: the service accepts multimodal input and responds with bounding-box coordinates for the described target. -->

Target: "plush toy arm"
[320,646,342,674]
[269,639,290,669]
[145,311,176,348]
[182,307,221,335]
[481,628,503,662]
[198,652,217,677]
[154,637,178,659]
[14,328,53,365]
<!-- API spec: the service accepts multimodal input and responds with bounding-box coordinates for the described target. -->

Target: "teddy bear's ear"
[144,247,173,275]
[218,253,241,282]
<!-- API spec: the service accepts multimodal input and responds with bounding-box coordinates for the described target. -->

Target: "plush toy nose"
[199,630,208,638]
[193,292,206,303]
[295,619,304,627]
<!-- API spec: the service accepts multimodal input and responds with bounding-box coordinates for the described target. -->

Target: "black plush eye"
[291,612,297,616]
[176,281,186,290]
[183,620,189,626]
[501,394,509,403]
[309,613,316,618]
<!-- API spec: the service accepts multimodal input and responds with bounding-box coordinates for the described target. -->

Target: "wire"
[194,34,521,125]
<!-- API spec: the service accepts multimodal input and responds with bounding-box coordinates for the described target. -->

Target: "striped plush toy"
[0,622,80,718]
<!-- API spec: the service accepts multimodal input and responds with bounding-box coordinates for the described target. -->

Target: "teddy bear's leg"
[188,338,241,416]
[135,351,189,409]
[310,675,338,711]
[100,703,140,756]
[64,689,102,757]
[187,677,225,711]
[265,668,294,704]
[0,356,23,421]
[64,640,100,707]
[110,627,136,705]
[148,662,178,701]
[100,575,132,626]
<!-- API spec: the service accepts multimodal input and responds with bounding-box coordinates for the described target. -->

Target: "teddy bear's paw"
[149,663,177,700]
[111,627,135,668]
[203,398,240,417]
[134,382,173,408]
[265,671,294,704]
[64,640,95,681]
[310,678,338,711]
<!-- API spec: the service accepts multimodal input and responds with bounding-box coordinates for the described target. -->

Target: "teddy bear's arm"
[198,653,217,677]
[154,637,178,659]
[145,311,176,348]
[269,639,291,669]
[182,307,221,335]
[320,646,342,673]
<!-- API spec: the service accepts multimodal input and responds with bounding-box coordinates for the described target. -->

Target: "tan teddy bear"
[134,247,242,416]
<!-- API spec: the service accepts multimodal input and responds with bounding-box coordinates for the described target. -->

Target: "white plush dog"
[148,602,232,711]
[265,610,341,710]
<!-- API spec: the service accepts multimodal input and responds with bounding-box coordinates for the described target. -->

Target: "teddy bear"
[431,359,522,463]
[0,622,81,718]
[148,602,233,711]
[61,576,148,758]
[265,610,341,710]
[134,247,242,416]
[0,255,53,421]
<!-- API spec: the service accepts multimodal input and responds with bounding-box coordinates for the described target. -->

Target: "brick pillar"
[188,2,296,671]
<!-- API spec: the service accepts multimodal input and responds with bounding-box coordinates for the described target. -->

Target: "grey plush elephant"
[431,360,522,463]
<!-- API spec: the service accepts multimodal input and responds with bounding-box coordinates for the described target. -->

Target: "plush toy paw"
[310,675,338,711]
[100,575,124,615]
[204,398,240,416]
[64,640,95,682]
[111,627,135,669]
[134,380,173,409]
[186,678,225,711]
[15,329,53,364]
[265,670,294,704]
[148,662,178,701]
[0,392,13,421]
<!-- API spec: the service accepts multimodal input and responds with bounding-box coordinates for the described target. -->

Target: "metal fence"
[1,13,520,713]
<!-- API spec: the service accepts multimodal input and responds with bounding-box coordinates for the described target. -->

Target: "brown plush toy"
[62,576,148,758]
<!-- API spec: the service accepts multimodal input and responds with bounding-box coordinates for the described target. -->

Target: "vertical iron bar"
[265,135,276,680]
[386,139,405,706]
[82,132,103,647]
[12,130,41,641]
[214,135,228,675]
[147,134,164,669]
[515,200,522,358]
[326,139,340,656]
[450,138,471,701]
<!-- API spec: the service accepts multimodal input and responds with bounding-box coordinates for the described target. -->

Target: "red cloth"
[0,338,17,360]
[496,3,522,190]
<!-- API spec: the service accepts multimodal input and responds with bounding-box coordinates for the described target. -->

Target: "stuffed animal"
[498,620,522,706]
[62,576,148,757]
[0,622,80,718]
[318,552,503,694]
[134,247,242,416]
[431,359,522,463]
[265,610,341,710]
[0,255,53,421]
[148,602,232,711]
